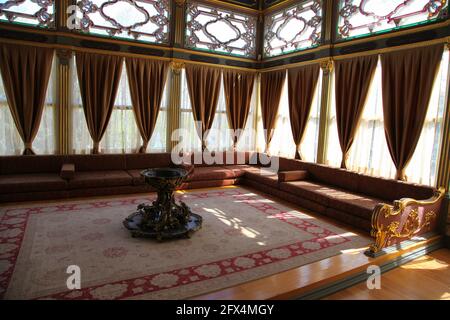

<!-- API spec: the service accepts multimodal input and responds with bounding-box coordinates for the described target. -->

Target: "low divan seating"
[0,152,444,255]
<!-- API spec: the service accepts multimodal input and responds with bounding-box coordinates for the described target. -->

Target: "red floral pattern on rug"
[0,189,369,300]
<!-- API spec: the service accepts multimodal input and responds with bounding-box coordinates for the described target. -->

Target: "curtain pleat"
[75,52,123,154]
[288,64,320,160]
[381,45,444,180]
[335,55,378,168]
[0,43,54,155]
[185,64,221,151]
[125,58,169,153]
[223,70,255,149]
[260,70,286,153]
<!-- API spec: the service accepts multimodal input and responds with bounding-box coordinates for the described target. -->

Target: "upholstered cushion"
[188,167,235,181]
[393,181,435,201]
[66,155,127,171]
[177,163,195,176]
[279,181,331,205]
[125,153,172,170]
[278,157,306,171]
[244,168,279,188]
[324,207,372,232]
[68,171,133,189]
[278,170,309,182]
[223,165,255,178]
[127,169,145,186]
[280,180,384,219]
[304,163,360,192]
[323,189,385,220]
[60,163,75,180]
[0,155,65,175]
[0,173,68,193]
[356,174,434,202]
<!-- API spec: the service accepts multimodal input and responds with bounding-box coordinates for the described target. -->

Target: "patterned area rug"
[0,187,370,300]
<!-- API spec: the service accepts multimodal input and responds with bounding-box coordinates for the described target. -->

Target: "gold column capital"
[320,58,334,75]
[170,61,185,75]
[56,49,72,66]
[175,0,186,7]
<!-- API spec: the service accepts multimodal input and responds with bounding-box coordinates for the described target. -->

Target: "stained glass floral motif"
[0,0,55,28]
[185,1,257,58]
[75,0,170,44]
[263,0,322,58]
[337,0,448,40]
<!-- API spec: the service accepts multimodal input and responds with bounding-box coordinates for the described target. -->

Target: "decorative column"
[322,0,335,44]
[167,62,184,152]
[256,12,264,61]
[316,58,333,164]
[56,0,71,30]
[174,0,186,48]
[56,49,72,155]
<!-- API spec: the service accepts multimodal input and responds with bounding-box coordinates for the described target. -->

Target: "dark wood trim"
[333,25,450,56]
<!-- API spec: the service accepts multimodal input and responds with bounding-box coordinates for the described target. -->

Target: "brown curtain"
[76,52,123,154]
[381,45,444,180]
[223,70,255,149]
[126,58,169,153]
[185,64,221,151]
[0,43,54,155]
[334,55,378,169]
[260,70,286,153]
[288,64,320,160]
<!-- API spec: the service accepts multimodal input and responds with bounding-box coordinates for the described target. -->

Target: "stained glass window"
[263,0,322,58]
[0,0,55,28]
[74,0,170,44]
[337,0,448,40]
[185,1,257,58]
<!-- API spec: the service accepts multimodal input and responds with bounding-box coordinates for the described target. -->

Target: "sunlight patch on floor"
[400,256,449,271]
[440,292,450,300]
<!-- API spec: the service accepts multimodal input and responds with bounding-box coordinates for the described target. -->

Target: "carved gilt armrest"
[367,187,445,256]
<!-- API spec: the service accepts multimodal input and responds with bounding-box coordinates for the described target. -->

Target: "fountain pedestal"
[123,168,202,241]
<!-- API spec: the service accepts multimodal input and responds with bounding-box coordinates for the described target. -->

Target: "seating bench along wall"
[0,152,444,256]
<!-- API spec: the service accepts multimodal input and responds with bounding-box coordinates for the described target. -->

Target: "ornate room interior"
[0,0,449,301]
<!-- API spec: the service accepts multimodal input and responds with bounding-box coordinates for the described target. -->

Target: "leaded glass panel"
[75,0,170,44]
[337,0,448,40]
[263,0,322,58]
[185,1,257,58]
[0,0,55,28]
